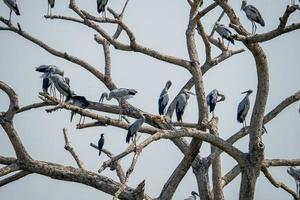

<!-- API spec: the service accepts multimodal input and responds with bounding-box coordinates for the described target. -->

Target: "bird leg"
[212,111,215,118]
[78,115,82,125]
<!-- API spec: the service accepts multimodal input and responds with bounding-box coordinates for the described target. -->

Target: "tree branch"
[0,171,31,187]
[261,166,299,200]
[62,128,85,169]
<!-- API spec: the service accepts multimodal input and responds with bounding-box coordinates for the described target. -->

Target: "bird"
[176,89,195,124]
[214,22,234,49]
[287,167,300,198]
[158,80,172,115]
[47,69,73,102]
[126,115,145,143]
[36,65,64,96]
[237,89,253,128]
[184,191,200,200]
[98,133,104,156]
[241,0,265,34]
[70,95,90,125]
[99,88,138,120]
[97,0,108,17]
[47,0,55,16]
[206,89,225,117]
[3,0,20,23]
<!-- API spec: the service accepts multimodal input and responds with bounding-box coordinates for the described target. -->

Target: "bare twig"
[261,166,299,200]
[0,171,31,187]
[62,128,85,169]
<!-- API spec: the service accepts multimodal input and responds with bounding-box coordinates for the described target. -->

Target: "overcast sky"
[0,0,299,199]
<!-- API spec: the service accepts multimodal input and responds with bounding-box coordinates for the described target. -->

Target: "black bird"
[287,167,300,198]
[97,0,108,17]
[176,89,195,124]
[206,89,225,117]
[98,133,104,156]
[158,80,172,115]
[70,95,90,125]
[241,0,265,34]
[237,89,253,128]
[214,22,235,48]
[3,0,20,23]
[126,115,145,143]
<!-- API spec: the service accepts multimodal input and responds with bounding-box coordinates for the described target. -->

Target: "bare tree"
[0,0,300,199]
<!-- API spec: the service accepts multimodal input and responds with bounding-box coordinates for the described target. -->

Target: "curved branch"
[0,171,31,187]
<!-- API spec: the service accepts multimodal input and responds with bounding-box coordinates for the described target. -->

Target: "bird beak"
[241,90,248,94]
[188,91,195,95]
[218,94,226,102]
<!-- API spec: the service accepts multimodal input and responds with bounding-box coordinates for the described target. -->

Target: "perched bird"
[97,0,108,17]
[237,89,253,128]
[126,115,145,143]
[98,133,105,156]
[99,88,138,120]
[70,95,90,125]
[3,0,20,23]
[176,89,195,124]
[287,167,300,198]
[36,65,64,95]
[214,22,234,49]
[158,80,172,115]
[47,69,73,102]
[206,89,225,117]
[241,0,265,34]
[47,0,55,16]
[184,191,200,200]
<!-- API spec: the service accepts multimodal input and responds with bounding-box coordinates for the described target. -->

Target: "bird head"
[241,89,253,95]
[191,191,200,197]
[100,133,104,137]
[165,80,172,90]
[99,92,108,103]
[241,0,247,10]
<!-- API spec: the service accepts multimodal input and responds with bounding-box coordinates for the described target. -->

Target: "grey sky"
[0,0,299,199]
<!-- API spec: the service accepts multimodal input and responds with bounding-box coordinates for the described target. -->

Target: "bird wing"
[126,125,133,143]
[56,77,72,96]
[246,5,265,26]
[237,98,250,122]
[42,78,50,92]
[4,0,19,14]
[158,90,169,115]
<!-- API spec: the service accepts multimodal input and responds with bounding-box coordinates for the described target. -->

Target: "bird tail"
[210,103,216,113]
[126,130,131,143]
[259,18,265,27]
[97,6,105,14]
[229,37,235,44]
[70,111,75,122]
[15,7,20,15]
[176,109,182,122]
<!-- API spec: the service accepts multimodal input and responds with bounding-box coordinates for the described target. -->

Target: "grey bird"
[126,115,145,143]
[70,95,90,125]
[176,89,195,124]
[158,80,172,115]
[241,0,265,34]
[36,65,64,95]
[287,167,300,198]
[237,89,253,128]
[184,191,200,200]
[97,0,108,17]
[47,0,55,16]
[47,69,73,102]
[3,0,20,23]
[99,88,138,120]
[214,22,234,49]
[206,89,225,117]
[98,133,104,156]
